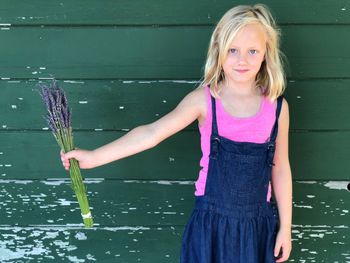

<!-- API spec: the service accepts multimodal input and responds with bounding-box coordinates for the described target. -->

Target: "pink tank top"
[196,86,277,202]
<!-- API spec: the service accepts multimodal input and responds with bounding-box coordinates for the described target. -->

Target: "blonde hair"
[200,4,286,102]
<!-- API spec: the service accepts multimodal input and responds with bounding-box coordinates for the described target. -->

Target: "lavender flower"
[39,79,71,136]
[38,78,93,228]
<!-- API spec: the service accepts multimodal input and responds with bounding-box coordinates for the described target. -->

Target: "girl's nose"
[237,53,248,65]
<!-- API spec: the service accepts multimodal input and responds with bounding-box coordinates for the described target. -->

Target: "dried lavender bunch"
[39,79,93,228]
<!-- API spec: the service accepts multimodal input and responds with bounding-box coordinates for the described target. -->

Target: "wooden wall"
[0,0,349,262]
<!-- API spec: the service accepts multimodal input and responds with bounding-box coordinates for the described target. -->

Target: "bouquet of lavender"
[39,79,93,228]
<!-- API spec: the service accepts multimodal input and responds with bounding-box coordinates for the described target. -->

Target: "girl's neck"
[219,79,261,98]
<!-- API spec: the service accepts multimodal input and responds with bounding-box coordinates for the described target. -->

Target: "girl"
[61,4,292,262]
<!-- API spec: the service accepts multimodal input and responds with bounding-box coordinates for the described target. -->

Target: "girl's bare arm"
[271,98,293,261]
[61,87,205,169]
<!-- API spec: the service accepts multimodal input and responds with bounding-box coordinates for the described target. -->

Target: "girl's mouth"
[235,69,249,74]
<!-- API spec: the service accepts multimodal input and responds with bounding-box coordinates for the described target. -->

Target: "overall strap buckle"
[267,142,276,166]
[209,137,220,160]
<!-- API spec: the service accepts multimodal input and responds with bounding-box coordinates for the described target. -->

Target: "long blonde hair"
[200,4,286,102]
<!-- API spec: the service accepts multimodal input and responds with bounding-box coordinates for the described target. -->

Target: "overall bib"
[180,94,283,263]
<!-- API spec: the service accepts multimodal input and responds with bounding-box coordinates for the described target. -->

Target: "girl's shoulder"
[192,85,210,126]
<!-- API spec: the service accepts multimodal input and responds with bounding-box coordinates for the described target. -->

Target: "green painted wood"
[0,226,184,262]
[284,225,349,262]
[0,1,347,262]
[0,131,201,180]
[1,79,350,130]
[0,131,349,180]
[0,180,348,226]
[0,26,349,79]
[0,0,349,25]
[0,225,348,262]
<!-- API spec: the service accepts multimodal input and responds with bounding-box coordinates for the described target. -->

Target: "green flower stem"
[69,159,93,228]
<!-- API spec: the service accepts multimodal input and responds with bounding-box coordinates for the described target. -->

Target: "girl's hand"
[274,227,292,262]
[60,149,96,170]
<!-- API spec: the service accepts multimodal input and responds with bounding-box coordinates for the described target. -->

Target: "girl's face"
[222,23,267,86]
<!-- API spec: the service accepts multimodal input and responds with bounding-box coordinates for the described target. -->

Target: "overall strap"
[210,94,219,137]
[269,95,284,143]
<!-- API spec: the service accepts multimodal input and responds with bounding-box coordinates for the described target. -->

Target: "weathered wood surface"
[0,26,349,79]
[0,180,349,226]
[0,0,348,25]
[0,180,348,262]
[0,131,350,180]
[0,79,350,130]
[0,0,349,262]
[0,225,348,262]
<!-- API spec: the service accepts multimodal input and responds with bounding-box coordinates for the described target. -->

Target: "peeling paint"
[63,80,85,84]
[0,180,32,184]
[294,204,313,209]
[296,181,317,184]
[323,181,348,190]
[123,180,194,185]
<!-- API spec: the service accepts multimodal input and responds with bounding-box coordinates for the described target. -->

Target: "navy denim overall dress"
[180,94,283,263]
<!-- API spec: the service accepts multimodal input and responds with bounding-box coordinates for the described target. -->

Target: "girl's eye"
[229,48,238,54]
[249,49,258,55]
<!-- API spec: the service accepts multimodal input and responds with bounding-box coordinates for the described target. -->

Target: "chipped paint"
[294,204,313,209]
[158,80,199,84]
[63,80,85,84]
[296,181,317,184]
[40,178,105,186]
[123,180,194,185]
[0,179,32,184]
[323,181,348,190]
[74,232,87,240]
[306,195,315,198]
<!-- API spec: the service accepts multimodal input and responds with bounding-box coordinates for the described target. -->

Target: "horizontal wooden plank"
[0,224,348,262]
[0,131,349,180]
[0,79,349,130]
[0,225,350,263]
[0,225,183,262]
[0,131,201,180]
[290,225,350,262]
[0,26,349,79]
[0,80,196,130]
[0,180,348,226]
[0,0,349,25]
